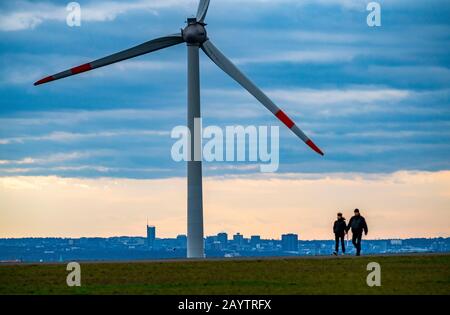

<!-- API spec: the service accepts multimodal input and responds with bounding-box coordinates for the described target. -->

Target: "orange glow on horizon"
[0,171,449,240]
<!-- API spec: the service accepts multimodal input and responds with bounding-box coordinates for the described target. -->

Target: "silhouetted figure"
[347,209,368,256]
[333,212,347,255]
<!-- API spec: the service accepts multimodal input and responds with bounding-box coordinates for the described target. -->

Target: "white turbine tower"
[34,0,324,258]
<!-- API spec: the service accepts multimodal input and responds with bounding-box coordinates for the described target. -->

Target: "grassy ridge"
[0,255,449,295]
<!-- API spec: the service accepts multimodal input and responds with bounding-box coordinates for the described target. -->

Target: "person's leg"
[357,233,363,255]
[352,233,358,254]
[334,235,339,254]
[353,233,362,256]
[341,235,346,253]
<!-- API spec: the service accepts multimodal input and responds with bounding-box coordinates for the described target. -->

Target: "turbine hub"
[183,18,207,45]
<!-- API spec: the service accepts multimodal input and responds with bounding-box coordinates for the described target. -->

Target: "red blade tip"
[306,139,324,156]
[34,76,54,86]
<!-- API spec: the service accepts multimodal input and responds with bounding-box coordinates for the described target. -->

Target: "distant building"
[211,241,222,251]
[233,233,244,246]
[205,236,216,250]
[176,235,187,248]
[281,233,299,252]
[250,235,261,248]
[147,225,156,249]
[217,233,228,246]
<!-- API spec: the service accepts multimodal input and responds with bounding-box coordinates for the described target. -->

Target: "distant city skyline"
[2,218,449,262]
[0,1,449,241]
[1,234,448,263]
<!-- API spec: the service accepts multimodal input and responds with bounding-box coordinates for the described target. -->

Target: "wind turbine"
[34,0,324,258]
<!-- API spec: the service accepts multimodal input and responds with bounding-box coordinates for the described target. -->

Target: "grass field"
[0,254,449,295]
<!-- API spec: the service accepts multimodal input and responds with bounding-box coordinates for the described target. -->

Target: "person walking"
[333,212,347,255]
[347,209,368,256]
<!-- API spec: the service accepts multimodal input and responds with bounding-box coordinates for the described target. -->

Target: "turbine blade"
[196,0,210,23]
[201,40,324,156]
[34,33,184,86]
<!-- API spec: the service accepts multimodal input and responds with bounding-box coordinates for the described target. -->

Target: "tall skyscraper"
[147,224,156,249]
[281,233,299,252]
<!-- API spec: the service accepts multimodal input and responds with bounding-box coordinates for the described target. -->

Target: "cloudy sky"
[0,0,449,239]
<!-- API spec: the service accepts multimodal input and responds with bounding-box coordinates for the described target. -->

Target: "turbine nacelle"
[183,18,207,45]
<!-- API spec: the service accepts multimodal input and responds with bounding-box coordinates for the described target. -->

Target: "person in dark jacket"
[346,209,368,256]
[333,212,347,255]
